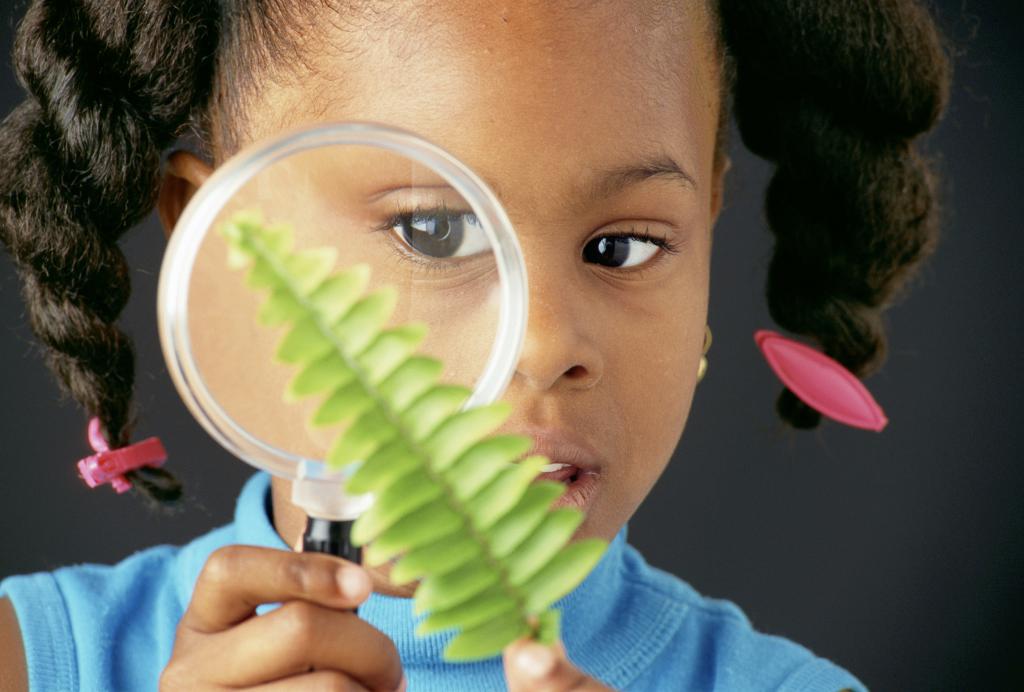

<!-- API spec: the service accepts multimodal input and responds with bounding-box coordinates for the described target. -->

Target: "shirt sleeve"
[0,573,79,692]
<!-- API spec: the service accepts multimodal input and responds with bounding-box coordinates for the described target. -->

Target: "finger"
[504,638,611,691]
[246,669,371,692]
[181,545,371,633]
[194,599,405,691]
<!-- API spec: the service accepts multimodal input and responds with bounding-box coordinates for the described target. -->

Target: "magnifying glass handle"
[302,516,363,615]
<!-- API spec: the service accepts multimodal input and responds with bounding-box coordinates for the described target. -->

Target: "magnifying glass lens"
[185,142,503,464]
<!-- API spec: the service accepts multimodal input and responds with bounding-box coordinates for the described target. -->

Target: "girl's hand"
[503,637,615,691]
[160,544,406,691]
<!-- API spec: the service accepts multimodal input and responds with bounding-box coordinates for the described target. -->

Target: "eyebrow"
[581,154,698,202]
[365,153,698,204]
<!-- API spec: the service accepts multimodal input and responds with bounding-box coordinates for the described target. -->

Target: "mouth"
[518,427,604,510]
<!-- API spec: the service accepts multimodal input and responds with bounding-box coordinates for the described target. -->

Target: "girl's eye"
[582,230,676,269]
[386,207,490,260]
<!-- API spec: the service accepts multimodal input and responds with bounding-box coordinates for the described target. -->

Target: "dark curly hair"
[715,0,951,428]
[0,0,951,506]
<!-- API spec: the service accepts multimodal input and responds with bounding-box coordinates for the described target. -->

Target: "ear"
[157,150,214,241]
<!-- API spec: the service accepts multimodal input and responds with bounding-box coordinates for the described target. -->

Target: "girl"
[0,0,950,690]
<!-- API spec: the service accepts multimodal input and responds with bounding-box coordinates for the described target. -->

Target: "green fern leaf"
[485,481,566,558]
[364,499,465,565]
[344,437,419,494]
[463,454,549,530]
[521,538,608,614]
[219,210,609,662]
[413,554,500,615]
[326,407,395,467]
[442,434,535,500]
[390,533,482,586]
[400,384,473,440]
[376,356,445,411]
[283,247,337,294]
[357,324,428,382]
[276,314,334,364]
[285,352,355,402]
[311,381,374,427]
[308,265,371,321]
[350,467,442,545]
[259,286,305,327]
[505,508,585,585]
[415,586,516,635]
[443,610,532,662]
[421,403,517,472]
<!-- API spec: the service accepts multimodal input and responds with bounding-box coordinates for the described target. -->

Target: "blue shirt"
[1,472,868,691]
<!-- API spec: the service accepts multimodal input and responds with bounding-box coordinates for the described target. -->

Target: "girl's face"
[177,0,726,582]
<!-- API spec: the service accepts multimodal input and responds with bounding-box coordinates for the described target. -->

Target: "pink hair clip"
[77,417,168,493]
[754,329,889,432]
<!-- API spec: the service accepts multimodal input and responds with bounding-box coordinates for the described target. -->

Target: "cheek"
[604,294,704,467]
[616,320,696,447]
[589,298,701,530]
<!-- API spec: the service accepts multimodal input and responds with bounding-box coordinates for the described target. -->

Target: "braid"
[0,0,220,505]
[717,0,952,429]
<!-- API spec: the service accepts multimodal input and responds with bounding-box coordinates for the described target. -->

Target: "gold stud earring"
[697,324,712,383]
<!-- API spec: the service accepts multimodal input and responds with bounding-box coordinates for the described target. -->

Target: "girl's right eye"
[582,227,681,271]
[376,205,491,262]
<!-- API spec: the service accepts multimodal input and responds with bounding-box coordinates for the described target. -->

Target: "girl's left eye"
[582,230,678,269]
[379,206,491,261]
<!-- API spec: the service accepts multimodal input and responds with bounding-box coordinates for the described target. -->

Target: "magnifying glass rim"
[157,121,528,481]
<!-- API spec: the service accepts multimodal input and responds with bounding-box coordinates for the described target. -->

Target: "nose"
[513,262,604,393]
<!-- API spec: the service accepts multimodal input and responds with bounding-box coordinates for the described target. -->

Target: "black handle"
[302,516,362,615]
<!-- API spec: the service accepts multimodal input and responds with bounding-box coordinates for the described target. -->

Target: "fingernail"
[394,673,408,692]
[337,567,370,598]
[515,641,556,679]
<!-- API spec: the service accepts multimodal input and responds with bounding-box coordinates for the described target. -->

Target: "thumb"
[503,637,612,691]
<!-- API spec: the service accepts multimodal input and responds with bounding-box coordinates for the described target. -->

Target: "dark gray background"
[1,2,1020,690]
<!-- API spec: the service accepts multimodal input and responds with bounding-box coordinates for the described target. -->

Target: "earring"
[697,324,712,383]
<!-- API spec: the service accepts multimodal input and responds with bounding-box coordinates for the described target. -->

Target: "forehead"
[231,0,720,207]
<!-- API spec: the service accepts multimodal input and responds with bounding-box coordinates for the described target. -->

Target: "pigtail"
[0,0,220,505]
[718,0,952,429]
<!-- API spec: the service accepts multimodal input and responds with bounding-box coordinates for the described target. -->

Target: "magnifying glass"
[157,122,528,574]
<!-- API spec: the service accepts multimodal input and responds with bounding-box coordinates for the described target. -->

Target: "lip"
[550,470,599,510]
[517,426,605,476]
